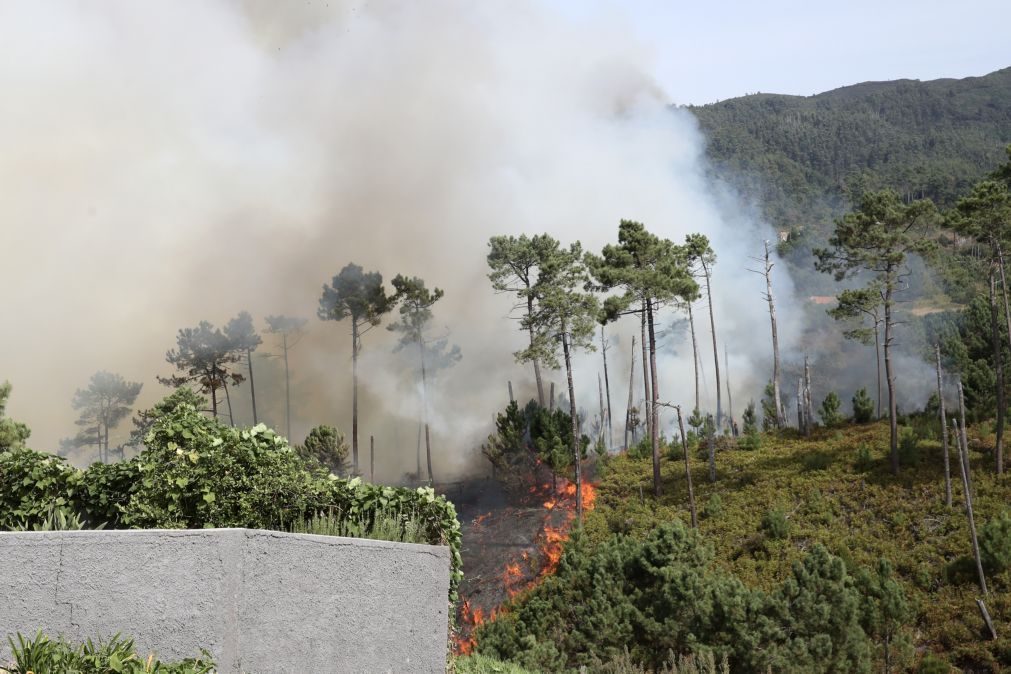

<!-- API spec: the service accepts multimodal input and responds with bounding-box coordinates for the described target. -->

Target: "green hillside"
[689,67,1011,234]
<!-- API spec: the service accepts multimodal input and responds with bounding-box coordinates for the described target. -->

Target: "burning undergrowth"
[443,467,597,655]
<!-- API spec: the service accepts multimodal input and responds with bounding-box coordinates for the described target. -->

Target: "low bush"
[852,388,875,424]
[819,392,844,428]
[0,392,463,601]
[761,508,789,540]
[2,632,214,674]
[978,510,1011,574]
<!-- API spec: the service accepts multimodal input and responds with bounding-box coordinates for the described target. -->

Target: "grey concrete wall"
[0,529,451,674]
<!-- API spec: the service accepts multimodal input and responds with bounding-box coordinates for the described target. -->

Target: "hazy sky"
[551,0,1011,105]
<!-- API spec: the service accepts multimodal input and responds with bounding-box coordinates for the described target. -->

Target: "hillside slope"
[689,67,1011,233]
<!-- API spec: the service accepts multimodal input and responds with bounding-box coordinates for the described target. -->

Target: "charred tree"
[957,380,989,596]
[749,240,784,427]
[936,344,952,507]
[675,404,698,528]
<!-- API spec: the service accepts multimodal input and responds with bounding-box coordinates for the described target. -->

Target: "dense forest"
[690,66,1011,237]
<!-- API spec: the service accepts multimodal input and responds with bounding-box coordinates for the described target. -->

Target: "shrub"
[475,523,882,673]
[917,652,951,674]
[978,511,1011,574]
[3,631,214,674]
[297,424,350,475]
[0,448,81,530]
[761,508,790,540]
[703,493,724,519]
[739,402,762,451]
[852,388,875,424]
[854,443,874,471]
[819,392,844,428]
[803,451,833,472]
[898,427,920,467]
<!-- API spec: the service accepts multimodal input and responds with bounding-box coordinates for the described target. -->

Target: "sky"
[551,0,1011,105]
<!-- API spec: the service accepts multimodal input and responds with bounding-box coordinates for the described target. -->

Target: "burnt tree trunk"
[282,333,292,440]
[370,435,375,482]
[223,380,235,427]
[874,317,883,419]
[707,416,716,483]
[676,406,697,528]
[425,424,433,485]
[724,344,734,430]
[597,373,606,449]
[936,344,952,508]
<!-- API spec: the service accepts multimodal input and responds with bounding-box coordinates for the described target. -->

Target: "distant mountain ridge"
[688,66,1011,233]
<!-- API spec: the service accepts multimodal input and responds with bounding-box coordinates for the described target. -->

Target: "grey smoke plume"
[0,0,805,479]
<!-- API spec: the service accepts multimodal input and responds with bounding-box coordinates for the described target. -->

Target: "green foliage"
[703,493,723,519]
[3,631,214,674]
[897,427,921,467]
[818,392,843,428]
[317,262,393,327]
[916,652,951,674]
[855,558,911,670]
[476,521,885,673]
[761,508,790,540]
[852,388,875,424]
[854,443,874,471]
[291,506,427,544]
[739,402,761,451]
[588,648,729,674]
[157,321,245,413]
[802,452,832,472]
[690,69,1011,239]
[13,503,103,531]
[452,653,537,674]
[68,371,143,461]
[978,510,1011,574]
[0,382,31,451]
[0,447,81,530]
[297,424,350,475]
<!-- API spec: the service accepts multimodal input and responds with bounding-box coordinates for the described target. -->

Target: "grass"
[582,420,1011,671]
[289,505,429,544]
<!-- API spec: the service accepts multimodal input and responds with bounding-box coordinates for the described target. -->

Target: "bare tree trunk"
[989,270,1005,474]
[797,378,805,433]
[647,298,661,497]
[601,325,614,449]
[598,373,606,448]
[246,347,258,425]
[675,406,697,528]
[687,302,700,412]
[416,421,422,478]
[370,435,375,483]
[549,382,555,411]
[508,381,514,403]
[724,344,734,431]
[936,344,952,508]
[884,273,899,474]
[702,261,722,428]
[283,334,292,440]
[957,380,989,596]
[641,301,652,439]
[707,416,716,483]
[223,380,235,427]
[561,326,582,524]
[761,241,784,428]
[351,319,360,475]
[803,356,813,436]
[997,240,1011,364]
[625,335,636,450]
[425,424,434,485]
[527,286,545,407]
[874,319,883,419]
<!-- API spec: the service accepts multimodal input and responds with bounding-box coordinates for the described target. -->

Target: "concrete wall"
[0,529,451,673]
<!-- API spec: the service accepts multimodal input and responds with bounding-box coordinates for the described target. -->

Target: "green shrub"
[803,451,833,472]
[0,448,81,530]
[739,401,762,451]
[978,511,1011,574]
[854,443,874,471]
[3,631,214,674]
[703,493,724,519]
[475,523,882,673]
[852,388,875,424]
[916,652,951,674]
[819,392,844,428]
[761,508,790,540]
[291,506,428,544]
[898,427,921,466]
[296,424,349,475]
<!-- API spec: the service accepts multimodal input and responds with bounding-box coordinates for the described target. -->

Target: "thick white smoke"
[0,0,803,479]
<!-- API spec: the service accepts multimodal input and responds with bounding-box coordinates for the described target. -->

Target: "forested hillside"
[690,67,1011,235]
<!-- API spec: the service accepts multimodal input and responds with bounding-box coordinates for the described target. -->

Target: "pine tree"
[71,371,142,463]
[224,311,262,425]
[815,190,937,474]
[318,263,394,475]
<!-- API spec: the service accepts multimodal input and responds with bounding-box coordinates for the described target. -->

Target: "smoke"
[0,0,805,479]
